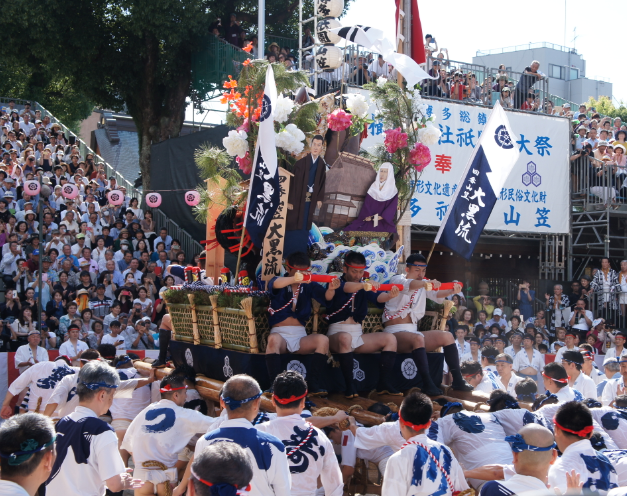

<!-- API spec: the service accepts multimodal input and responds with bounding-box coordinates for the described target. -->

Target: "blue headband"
[495,360,512,364]
[221,392,262,411]
[441,402,462,417]
[406,263,427,267]
[79,380,118,391]
[505,434,556,452]
[517,392,537,401]
[537,391,558,408]
[487,397,519,409]
[586,399,602,408]
[115,356,132,367]
[0,436,56,466]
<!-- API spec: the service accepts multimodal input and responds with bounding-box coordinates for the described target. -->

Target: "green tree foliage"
[586,96,627,121]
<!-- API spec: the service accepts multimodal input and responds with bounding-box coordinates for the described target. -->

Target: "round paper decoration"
[185,190,200,206]
[317,0,344,18]
[316,18,342,45]
[61,183,79,199]
[315,45,343,70]
[107,189,124,206]
[146,192,162,208]
[23,180,40,197]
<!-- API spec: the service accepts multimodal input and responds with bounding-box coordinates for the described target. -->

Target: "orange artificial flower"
[223,75,238,89]
[244,85,253,96]
[243,59,251,66]
[243,42,253,53]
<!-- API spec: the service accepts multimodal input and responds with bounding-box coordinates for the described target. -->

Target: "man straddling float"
[324,251,402,398]
[265,251,339,396]
[383,253,473,394]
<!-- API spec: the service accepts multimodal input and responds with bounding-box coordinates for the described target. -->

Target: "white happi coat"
[46,406,126,496]
[354,419,443,453]
[602,450,627,487]
[479,474,547,496]
[8,360,77,412]
[382,433,469,496]
[109,367,151,421]
[475,370,505,394]
[491,408,552,436]
[48,372,138,418]
[590,407,627,449]
[334,429,394,474]
[602,376,627,406]
[438,411,513,470]
[196,417,292,496]
[256,413,343,496]
[383,274,445,323]
[549,439,618,495]
[122,399,216,484]
[572,371,598,400]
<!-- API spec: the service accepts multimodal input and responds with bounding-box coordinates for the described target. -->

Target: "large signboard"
[351,89,570,234]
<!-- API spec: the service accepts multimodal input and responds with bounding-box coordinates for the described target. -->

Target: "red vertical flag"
[395,0,426,64]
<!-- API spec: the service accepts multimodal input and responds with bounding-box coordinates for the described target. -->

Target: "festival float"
[159,32,487,410]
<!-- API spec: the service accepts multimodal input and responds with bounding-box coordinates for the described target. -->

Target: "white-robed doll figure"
[345,162,398,234]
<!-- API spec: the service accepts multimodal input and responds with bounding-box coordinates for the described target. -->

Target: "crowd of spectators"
[0,100,194,355]
[448,264,627,363]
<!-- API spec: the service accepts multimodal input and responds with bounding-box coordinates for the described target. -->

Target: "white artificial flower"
[222,130,248,158]
[346,93,369,119]
[418,121,441,146]
[417,102,429,116]
[274,94,294,123]
[276,124,306,154]
[376,77,388,87]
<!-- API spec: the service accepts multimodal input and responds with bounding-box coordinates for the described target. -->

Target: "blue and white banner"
[244,65,279,247]
[351,88,570,236]
[435,102,519,259]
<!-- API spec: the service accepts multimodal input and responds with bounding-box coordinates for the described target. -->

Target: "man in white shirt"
[176,374,291,496]
[461,335,481,362]
[383,253,472,393]
[549,401,618,494]
[256,371,343,496]
[512,333,545,381]
[478,424,558,496]
[580,346,607,385]
[1,355,76,418]
[562,350,598,400]
[504,331,523,358]
[454,326,471,357]
[543,361,584,402]
[46,361,144,495]
[495,353,521,395]
[460,359,504,394]
[14,329,50,371]
[605,331,627,361]
[122,374,216,496]
[58,325,89,363]
[382,392,468,496]
[602,355,627,406]
[368,54,391,79]
[0,241,22,286]
[569,298,593,339]
[0,412,57,496]
[486,308,507,331]
[554,328,580,363]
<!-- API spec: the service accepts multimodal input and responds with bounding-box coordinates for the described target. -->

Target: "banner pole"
[426,242,436,264]
[234,223,247,280]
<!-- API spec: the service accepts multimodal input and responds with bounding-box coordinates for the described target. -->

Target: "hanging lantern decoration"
[108,189,124,206]
[185,190,200,206]
[315,45,343,71]
[23,180,41,197]
[61,183,79,199]
[316,18,342,45]
[146,192,162,208]
[317,0,344,18]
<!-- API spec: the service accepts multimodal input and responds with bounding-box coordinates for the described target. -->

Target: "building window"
[550,64,565,80]
[569,67,579,80]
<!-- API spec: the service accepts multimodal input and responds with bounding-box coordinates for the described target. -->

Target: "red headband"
[553,418,594,437]
[399,411,431,432]
[273,390,308,405]
[285,262,310,272]
[542,372,570,384]
[345,263,367,269]
[190,465,251,492]
[160,384,188,393]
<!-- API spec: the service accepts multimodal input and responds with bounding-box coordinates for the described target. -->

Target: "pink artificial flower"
[328,109,352,132]
[236,152,252,174]
[409,142,432,172]
[384,127,408,153]
[237,118,250,133]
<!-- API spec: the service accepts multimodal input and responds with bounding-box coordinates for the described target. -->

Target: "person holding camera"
[516,280,535,322]
[449,71,467,101]
[350,57,371,86]
[545,285,570,338]
[568,298,593,343]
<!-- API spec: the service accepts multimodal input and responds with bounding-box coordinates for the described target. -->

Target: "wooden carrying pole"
[209,294,222,349]
[187,293,200,345]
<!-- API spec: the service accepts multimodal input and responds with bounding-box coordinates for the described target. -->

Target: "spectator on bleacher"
[545,285,570,338]
[350,58,371,86]
[368,55,390,80]
[590,257,619,321]
[499,87,513,109]
[514,61,543,109]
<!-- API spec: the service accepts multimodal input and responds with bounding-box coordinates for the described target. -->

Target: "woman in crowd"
[457,308,475,334]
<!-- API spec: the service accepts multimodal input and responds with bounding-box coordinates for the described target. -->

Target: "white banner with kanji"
[350,88,570,234]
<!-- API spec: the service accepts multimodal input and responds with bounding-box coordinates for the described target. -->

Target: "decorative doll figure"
[284,134,327,257]
[345,162,398,234]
